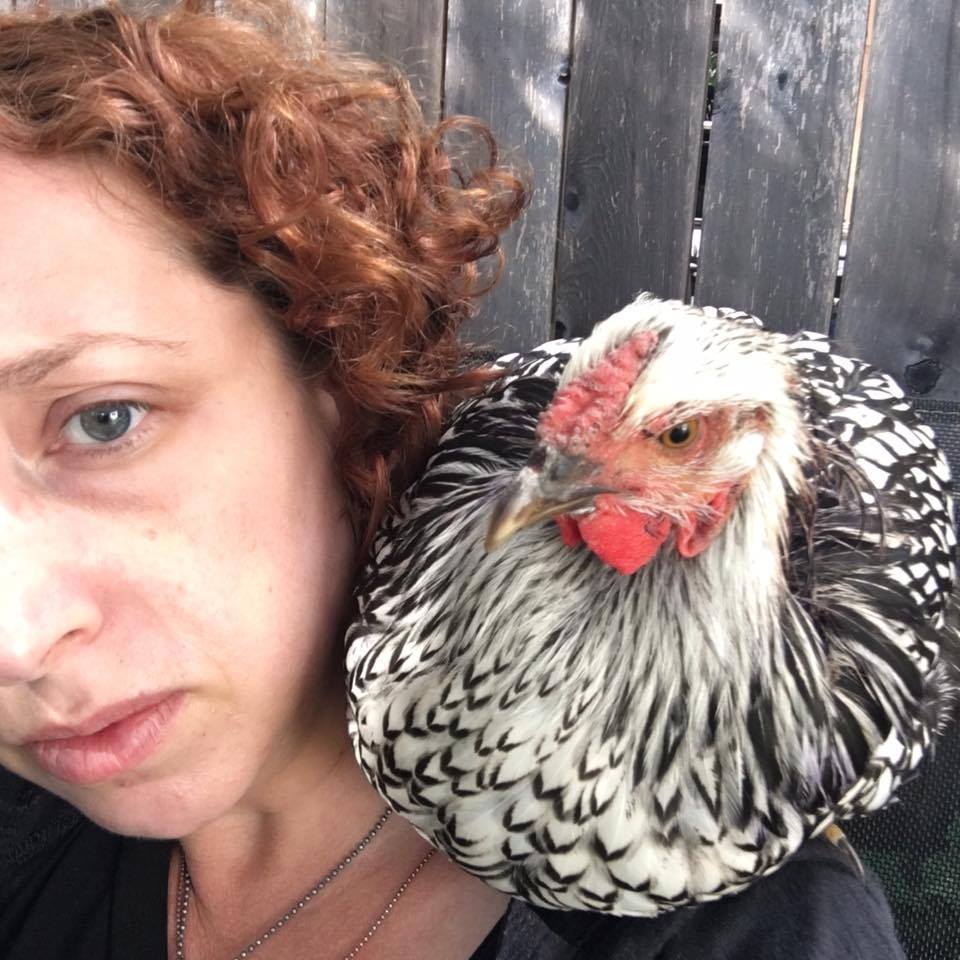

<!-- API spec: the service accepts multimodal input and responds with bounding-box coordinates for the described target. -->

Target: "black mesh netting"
[846,397,960,960]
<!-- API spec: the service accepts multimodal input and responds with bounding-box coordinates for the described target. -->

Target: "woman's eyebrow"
[0,332,188,390]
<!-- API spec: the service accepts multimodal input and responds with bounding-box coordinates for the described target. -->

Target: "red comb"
[538,330,657,452]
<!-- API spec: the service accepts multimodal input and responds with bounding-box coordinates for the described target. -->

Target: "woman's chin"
[61,775,241,840]
[83,807,187,839]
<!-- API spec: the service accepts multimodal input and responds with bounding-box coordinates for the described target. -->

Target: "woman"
[0,2,907,958]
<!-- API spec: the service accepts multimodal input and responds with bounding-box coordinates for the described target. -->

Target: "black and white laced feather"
[346,295,959,916]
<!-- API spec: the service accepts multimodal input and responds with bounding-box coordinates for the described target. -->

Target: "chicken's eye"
[659,420,699,449]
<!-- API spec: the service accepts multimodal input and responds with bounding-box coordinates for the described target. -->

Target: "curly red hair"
[0,0,525,548]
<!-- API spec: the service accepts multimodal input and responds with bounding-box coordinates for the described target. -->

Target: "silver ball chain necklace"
[173,807,436,960]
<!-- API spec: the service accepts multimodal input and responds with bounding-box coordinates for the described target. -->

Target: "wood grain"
[325,0,444,124]
[836,0,960,400]
[555,0,714,339]
[34,0,96,8]
[445,0,574,353]
[696,0,869,334]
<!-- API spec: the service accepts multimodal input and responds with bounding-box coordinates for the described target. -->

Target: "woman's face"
[0,154,356,837]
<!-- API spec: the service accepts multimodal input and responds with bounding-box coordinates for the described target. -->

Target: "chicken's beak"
[485,462,608,552]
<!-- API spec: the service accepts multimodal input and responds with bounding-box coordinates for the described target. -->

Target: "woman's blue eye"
[62,402,148,446]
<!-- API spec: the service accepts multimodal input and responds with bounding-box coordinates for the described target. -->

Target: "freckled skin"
[0,154,356,839]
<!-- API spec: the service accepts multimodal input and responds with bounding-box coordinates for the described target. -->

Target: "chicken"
[346,293,959,916]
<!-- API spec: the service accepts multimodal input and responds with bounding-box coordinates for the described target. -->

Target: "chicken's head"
[486,296,805,575]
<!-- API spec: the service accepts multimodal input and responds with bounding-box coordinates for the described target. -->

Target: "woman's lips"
[25,692,185,785]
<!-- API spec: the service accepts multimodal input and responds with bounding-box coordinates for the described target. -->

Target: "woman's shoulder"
[0,766,83,887]
[494,838,905,960]
[0,767,171,959]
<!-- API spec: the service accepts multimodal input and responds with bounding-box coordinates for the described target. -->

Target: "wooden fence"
[5,0,959,402]
[326,0,959,404]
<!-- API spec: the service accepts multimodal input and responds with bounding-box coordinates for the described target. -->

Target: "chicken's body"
[346,296,958,916]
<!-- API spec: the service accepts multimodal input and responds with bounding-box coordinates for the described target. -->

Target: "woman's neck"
[175,670,385,903]
[169,681,508,960]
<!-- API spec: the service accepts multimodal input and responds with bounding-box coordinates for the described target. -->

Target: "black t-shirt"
[0,768,906,959]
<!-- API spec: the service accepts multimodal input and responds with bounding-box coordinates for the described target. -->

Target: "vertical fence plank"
[325,0,444,124]
[445,0,573,353]
[39,0,95,8]
[555,0,714,339]
[836,0,960,400]
[696,0,869,333]
[294,0,324,30]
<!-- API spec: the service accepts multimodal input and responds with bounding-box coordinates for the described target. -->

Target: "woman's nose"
[0,501,104,686]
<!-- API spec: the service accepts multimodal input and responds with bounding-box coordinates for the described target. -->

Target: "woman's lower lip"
[25,692,185,786]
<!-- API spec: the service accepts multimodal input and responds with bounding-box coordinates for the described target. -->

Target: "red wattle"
[675,488,734,558]
[573,496,672,575]
[554,514,584,547]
